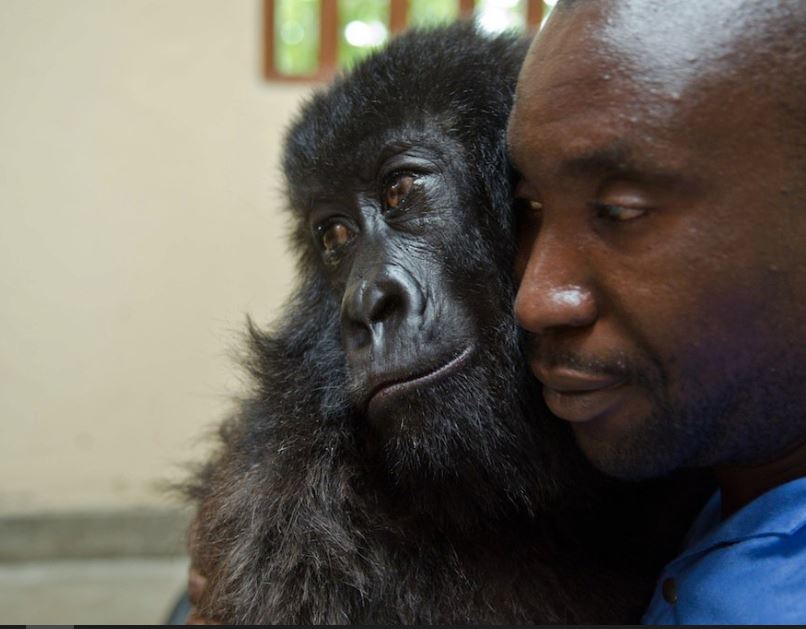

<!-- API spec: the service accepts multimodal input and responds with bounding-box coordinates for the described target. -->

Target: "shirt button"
[662,577,678,604]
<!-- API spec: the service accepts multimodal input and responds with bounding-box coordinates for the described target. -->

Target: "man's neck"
[716,437,806,519]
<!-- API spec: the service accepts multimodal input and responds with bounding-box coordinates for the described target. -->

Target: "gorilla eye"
[319,221,354,254]
[384,174,415,209]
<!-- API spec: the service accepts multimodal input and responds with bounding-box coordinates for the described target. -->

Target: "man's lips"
[531,364,628,423]
[366,345,474,416]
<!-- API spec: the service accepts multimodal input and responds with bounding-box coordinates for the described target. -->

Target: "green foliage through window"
[474,0,527,33]
[338,0,391,70]
[270,0,556,79]
[408,0,460,28]
[275,0,320,76]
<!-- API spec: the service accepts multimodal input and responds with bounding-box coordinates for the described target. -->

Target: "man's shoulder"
[644,478,806,624]
[674,523,806,624]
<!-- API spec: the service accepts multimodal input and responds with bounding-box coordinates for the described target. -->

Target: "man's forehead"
[510,0,775,152]
[544,0,796,91]
[509,43,651,166]
[601,0,764,92]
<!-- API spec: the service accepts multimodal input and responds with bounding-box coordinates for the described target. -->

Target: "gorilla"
[185,23,708,624]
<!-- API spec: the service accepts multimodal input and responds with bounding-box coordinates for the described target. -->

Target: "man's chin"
[571,415,684,482]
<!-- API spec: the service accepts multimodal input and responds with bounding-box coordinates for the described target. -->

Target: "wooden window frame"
[263,0,544,82]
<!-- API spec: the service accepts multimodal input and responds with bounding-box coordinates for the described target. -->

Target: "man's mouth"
[366,345,475,417]
[531,363,628,423]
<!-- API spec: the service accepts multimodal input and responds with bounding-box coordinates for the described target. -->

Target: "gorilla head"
[279,24,578,513]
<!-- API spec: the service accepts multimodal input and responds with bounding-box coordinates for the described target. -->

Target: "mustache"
[539,350,629,378]
[526,342,660,390]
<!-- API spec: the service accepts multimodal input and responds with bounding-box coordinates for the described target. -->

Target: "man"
[508,0,806,623]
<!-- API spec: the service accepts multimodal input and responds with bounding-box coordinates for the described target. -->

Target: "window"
[263,0,556,81]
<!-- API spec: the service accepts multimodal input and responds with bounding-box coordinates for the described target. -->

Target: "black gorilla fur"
[186,24,708,624]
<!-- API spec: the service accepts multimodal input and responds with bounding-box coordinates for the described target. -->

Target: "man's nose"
[514,233,598,335]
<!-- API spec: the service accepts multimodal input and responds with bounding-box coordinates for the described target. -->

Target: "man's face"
[508,1,806,479]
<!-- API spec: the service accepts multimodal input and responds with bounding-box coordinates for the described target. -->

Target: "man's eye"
[514,197,543,241]
[526,199,543,213]
[595,203,647,222]
[514,196,543,222]
[384,174,415,209]
[318,221,354,253]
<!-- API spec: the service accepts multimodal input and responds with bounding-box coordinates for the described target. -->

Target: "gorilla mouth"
[366,345,475,416]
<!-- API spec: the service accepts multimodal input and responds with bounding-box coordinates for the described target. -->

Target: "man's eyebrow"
[560,144,687,185]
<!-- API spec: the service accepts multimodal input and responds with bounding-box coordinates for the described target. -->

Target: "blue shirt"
[643,475,806,625]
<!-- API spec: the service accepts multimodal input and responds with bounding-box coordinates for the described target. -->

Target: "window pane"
[542,0,556,26]
[338,0,390,69]
[474,0,526,34]
[408,0,459,27]
[275,0,320,76]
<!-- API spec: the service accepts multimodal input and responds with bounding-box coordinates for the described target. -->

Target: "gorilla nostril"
[369,293,405,325]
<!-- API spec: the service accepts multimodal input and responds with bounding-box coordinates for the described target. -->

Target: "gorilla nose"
[341,266,425,354]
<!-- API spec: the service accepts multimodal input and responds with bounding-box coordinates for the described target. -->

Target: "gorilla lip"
[367,345,474,414]
[533,366,628,424]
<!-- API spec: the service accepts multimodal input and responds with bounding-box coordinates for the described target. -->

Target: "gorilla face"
[334,142,484,427]
[295,125,538,492]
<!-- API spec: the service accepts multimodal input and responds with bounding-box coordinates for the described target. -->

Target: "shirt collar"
[672,475,806,565]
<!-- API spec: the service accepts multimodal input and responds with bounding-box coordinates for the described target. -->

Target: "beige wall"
[0,0,312,515]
